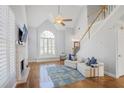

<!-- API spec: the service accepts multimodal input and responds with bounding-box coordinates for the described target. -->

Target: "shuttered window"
[40,31,55,55]
[0,6,15,87]
[0,6,9,87]
[8,8,16,78]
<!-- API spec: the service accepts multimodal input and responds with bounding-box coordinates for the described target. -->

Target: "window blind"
[40,31,55,55]
[8,8,16,78]
[0,6,10,87]
[0,6,15,87]
[40,38,55,55]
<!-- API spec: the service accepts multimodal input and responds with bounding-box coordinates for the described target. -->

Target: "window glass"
[40,31,55,55]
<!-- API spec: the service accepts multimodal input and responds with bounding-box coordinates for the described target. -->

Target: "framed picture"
[74,41,80,48]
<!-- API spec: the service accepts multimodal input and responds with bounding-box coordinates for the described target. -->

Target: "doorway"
[117,25,124,78]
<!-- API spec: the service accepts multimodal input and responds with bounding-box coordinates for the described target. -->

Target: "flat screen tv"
[22,24,28,42]
[18,24,28,44]
[18,28,23,42]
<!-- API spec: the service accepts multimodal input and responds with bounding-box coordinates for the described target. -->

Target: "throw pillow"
[69,54,72,60]
[90,57,97,64]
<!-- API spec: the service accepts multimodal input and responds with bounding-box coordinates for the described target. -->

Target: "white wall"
[87,5,100,25]
[73,6,88,41]
[77,25,117,77]
[10,6,28,84]
[74,6,117,77]
[28,20,65,62]
[26,5,82,62]
[28,19,76,62]
[65,28,75,54]
[28,27,37,61]
[10,6,28,65]
[11,6,27,27]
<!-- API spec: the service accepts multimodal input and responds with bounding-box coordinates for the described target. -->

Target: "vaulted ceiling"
[26,5,82,29]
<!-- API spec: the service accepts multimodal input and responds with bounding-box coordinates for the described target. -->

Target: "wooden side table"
[60,56,66,65]
[90,63,104,77]
[90,67,99,77]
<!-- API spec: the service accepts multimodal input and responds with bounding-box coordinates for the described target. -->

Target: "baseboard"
[37,58,60,62]
[105,71,116,78]
[29,58,60,63]
[28,58,38,62]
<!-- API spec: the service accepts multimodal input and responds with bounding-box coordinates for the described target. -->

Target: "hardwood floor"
[16,61,124,88]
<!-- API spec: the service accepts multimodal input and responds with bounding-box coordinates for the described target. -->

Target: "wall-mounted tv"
[18,24,28,44]
[22,24,28,42]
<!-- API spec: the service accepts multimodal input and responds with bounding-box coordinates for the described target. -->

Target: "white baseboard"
[37,58,60,62]
[29,58,60,63]
[105,71,116,78]
[28,59,37,62]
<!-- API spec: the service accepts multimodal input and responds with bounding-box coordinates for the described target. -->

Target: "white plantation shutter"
[8,8,16,77]
[40,31,55,55]
[0,6,10,87]
[0,6,15,87]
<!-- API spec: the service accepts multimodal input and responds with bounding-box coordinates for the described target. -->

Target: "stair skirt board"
[104,71,116,78]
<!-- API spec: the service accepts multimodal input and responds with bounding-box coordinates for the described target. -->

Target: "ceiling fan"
[54,6,72,26]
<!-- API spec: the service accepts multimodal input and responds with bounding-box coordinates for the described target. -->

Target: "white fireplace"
[16,44,30,84]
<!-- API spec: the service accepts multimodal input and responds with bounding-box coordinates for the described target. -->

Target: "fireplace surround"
[21,59,24,73]
[16,58,30,84]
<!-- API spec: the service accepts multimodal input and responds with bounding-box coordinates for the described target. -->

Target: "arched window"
[40,31,55,55]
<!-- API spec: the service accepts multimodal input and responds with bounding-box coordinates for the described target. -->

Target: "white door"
[118,27,124,77]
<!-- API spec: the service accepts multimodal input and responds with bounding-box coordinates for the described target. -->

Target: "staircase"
[73,5,117,55]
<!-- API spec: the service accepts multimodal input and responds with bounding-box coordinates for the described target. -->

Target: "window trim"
[40,38,55,55]
[38,31,56,58]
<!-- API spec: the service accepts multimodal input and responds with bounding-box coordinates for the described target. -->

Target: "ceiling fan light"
[57,20,62,24]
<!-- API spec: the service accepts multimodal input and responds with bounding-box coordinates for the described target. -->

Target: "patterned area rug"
[47,65,85,87]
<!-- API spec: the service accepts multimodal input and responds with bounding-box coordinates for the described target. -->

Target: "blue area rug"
[47,65,85,87]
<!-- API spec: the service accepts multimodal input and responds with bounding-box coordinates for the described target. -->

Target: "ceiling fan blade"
[61,22,65,26]
[63,19,72,21]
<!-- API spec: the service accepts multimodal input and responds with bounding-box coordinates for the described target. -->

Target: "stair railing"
[73,6,116,55]
[79,5,116,42]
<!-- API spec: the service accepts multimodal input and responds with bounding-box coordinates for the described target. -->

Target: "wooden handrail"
[80,6,107,42]
[73,6,116,56]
